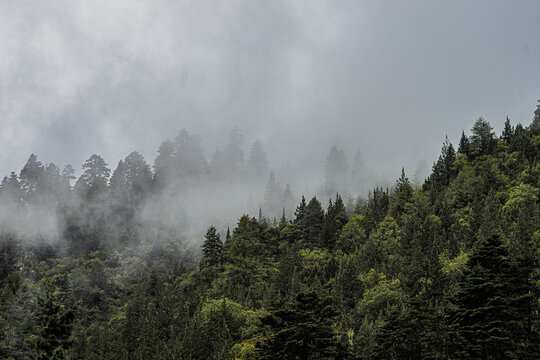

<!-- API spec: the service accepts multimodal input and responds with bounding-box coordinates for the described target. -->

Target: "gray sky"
[1,0,540,180]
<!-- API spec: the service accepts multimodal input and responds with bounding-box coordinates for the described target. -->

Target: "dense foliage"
[1,103,540,359]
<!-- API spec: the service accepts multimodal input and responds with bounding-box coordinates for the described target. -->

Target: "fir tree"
[294,195,307,225]
[302,197,324,247]
[431,136,457,188]
[201,226,223,267]
[320,194,348,249]
[470,117,496,156]
[453,235,515,359]
[35,279,75,360]
[501,117,513,143]
[256,291,347,359]
[457,130,471,157]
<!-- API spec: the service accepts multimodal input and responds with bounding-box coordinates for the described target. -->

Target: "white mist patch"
[0,203,60,243]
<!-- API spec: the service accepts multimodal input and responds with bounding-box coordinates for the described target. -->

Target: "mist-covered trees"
[0,102,539,359]
[247,140,269,178]
[75,154,110,199]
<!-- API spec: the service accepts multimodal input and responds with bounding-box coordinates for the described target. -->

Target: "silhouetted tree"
[74,154,110,199]
[247,140,269,178]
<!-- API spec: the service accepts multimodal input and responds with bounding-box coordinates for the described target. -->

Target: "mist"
[2,1,540,180]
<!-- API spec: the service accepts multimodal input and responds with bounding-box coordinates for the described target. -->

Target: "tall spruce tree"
[453,235,516,359]
[201,226,223,267]
[320,194,348,249]
[458,130,471,157]
[501,117,513,143]
[302,197,324,247]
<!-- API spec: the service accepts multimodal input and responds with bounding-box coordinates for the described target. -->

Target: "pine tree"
[201,226,223,267]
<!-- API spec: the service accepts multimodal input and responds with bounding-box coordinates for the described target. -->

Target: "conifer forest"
[1,103,539,359]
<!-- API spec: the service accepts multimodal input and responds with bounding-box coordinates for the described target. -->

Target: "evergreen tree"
[173,129,209,181]
[74,154,110,199]
[302,197,324,247]
[430,136,457,188]
[110,160,128,195]
[294,195,307,225]
[324,146,349,196]
[279,208,288,228]
[361,187,390,233]
[501,117,513,143]
[201,226,223,267]
[389,168,414,221]
[35,279,75,360]
[320,194,348,249]
[211,127,244,179]
[457,130,471,157]
[281,184,295,216]
[470,117,496,156]
[0,171,22,206]
[453,235,516,359]
[256,291,347,359]
[263,172,282,216]
[153,140,175,187]
[247,140,269,178]
[19,154,45,201]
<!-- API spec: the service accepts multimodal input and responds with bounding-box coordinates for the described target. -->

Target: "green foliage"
[256,291,347,359]
[202,226,224,267]
[1,104,540,359]
[336,214,368,253]
[34,279,75,360]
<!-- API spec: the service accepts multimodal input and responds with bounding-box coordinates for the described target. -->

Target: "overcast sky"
[1,0,539,180]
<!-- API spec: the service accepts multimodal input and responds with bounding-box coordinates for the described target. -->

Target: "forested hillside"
[1,102,540,359]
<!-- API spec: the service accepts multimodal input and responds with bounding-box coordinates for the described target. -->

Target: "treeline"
[1,102,539,359]
[0,126,371,255]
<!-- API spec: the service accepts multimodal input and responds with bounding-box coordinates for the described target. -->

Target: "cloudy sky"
[1,0,539,179]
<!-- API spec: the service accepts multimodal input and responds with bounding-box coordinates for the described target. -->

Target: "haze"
[1,0,540,180]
